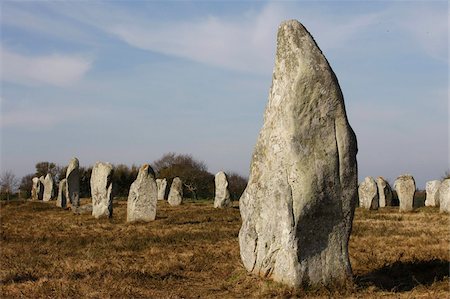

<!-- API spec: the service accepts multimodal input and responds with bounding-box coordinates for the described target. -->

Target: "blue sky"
[0,1,448,189]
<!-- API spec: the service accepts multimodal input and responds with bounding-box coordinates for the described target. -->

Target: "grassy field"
[1,199,449,298]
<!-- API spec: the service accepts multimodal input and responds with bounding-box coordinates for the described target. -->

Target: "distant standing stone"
[37,176,45,200]
[91,162,114,218]
[168,177,183,206]
[127,164,158,222]
[439,179,450,213]
[358,177,378,210]
[66,157,80,207]
[43,174,54,201]
[156,178,167,201]
[214,171,231,208]
[376,177,393,207]
[31,177,39,200]
[425,180,441,207]
[394,174,416,212]
[57,179,68,208]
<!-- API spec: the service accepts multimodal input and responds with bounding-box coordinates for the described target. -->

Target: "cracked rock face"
[127,164,158,222]
[43,173,54,202]
[439,179,450,213]
[91,162,114,218]
[168,177,183,206]
[238,20,358,288]
[394,174,415,212]
[57,179,67,208]
[214,171,232,208]
[358,177,378,210]
[156,178,167,201]
[66,157,80,207]
[376,177,392,207]
[425,180,441,207]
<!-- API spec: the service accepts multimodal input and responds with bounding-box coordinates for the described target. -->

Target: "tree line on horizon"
[0,153,248,201]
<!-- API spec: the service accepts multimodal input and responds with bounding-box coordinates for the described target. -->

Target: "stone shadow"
[356,259,449,292]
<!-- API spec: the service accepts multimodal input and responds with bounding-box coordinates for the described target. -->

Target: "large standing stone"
[127,164,158,222]
[156,178,167,201]
[425,180,441,207]
[168,177,183,206]
[31,177,39,200]
[238,20,358,288]
[43,173,54,202]
[91,162,114,219]
[214,171,231,208]
[66,157,80,207]
[57,179,68,208]
[394,174,416,212]
[376,177,392,207]
[439,179,450,213]
[358,177,378,210]
[37,176,45,200]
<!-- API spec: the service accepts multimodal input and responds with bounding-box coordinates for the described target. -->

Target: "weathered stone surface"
[358,177,378,210]
[57,179,67,208]
[156,178,167,201]
[66,157,80,207]
[168,177,183,206]
[43,173,54,202]
[91,162,114,218]
[376,177,392,207]
[394,174,416,212]
[238,20,358,288]
[439,179,450,213]
[31,177,39,200]
[214,171,231,208]
[127,164,158,222]
[37,176,45,200]
[425,180,441,207]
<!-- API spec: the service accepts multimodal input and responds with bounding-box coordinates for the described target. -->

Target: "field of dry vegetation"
[1,199,449,298]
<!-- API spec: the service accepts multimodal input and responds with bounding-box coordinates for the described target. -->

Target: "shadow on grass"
[356,259,449,292]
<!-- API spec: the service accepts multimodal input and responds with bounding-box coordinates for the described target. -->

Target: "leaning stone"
[376,177,392,207]
[168,177,183,206]
[358,177,378,210]
[425,180,441,207]
[43,173,54,202]
[37,176,45,200]
[156,178,167,201]
[214,171,232,208]
[127,164,158,222]
[66,157,80,207]
[91,162,114,218]
[31,177,39,200]
[56,179,68,208]
[238,20,358,288]
[394,174,416,212]
[439,179,450,213]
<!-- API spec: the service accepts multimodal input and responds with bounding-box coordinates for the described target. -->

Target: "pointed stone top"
[45,173,53,180]
[137,164,155,180]
[66,157,80,178]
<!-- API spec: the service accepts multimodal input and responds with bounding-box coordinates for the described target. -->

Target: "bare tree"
[0,170,19,200]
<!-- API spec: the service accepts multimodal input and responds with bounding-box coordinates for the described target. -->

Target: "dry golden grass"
[1,199,449,298]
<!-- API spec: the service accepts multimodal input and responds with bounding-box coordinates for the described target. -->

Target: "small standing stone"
[156,178,167,201]
[376,177,393,207]
[31,177,39,200]
[127,164,158,222]
[214,171,231,208]
[439,179,450,213]
[66,157,80,207]
[168,177,183,206]
[57,179,68,208]
[394,174,416,212]
[358,177,379,210]
[91,162,114,219]
[37,176,45,200]
[43,173,54,202]
[425,180,441,207]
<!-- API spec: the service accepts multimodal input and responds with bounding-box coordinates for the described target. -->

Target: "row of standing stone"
[30,158,233,221]
[358,175,450,213]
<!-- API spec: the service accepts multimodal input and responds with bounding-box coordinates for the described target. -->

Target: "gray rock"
[394,174,416,212]
[238,20,358,288]
[376,177,392,207]
[358,177,378,210]
[43,173,54,202]
[72,204,93,215]
[127,164,158,222]
[31,177,39,200]
[56,179,67,208]
[66,157,80,207]
[425,180,441,207]
[214,171,231,208]
[439,179,450,213]
[168,177,183,206]
[37,176,45,200]
[156,178,167,201]
[91,162,114,218]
